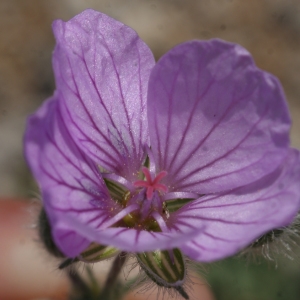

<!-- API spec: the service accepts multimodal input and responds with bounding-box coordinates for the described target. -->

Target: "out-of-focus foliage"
[206,256,300,300]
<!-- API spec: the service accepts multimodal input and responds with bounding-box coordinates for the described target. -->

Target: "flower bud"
[241,215,300,262]
[137,248,188,299]
[59,243,120,269]
[78,243,120,263]
[38,208,65,258]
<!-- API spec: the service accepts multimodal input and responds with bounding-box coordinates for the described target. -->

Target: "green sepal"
[38,208,65,258]
[103,177,130,204]
[165,198,194,213]
[250,228,285,248]
[59,243,120,269]
[143,155,150,169]
[136,248,186,288]
[79,243,120,263]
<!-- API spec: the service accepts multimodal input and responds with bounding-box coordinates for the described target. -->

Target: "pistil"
[134,167,168,200]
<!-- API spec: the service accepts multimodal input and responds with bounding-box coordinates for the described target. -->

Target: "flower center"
[133,167,168,200]
[100,164,175,232]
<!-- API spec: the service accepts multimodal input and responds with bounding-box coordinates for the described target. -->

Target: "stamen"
[134,167,168,200]
[152,211,169,232]
[102,173,135,192]
[163,192,199,201]
[99,204,139,229]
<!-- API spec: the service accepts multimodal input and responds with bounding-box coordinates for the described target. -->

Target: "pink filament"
[152,211,169,232]
[99,203,139,229]
[134,167,168,200]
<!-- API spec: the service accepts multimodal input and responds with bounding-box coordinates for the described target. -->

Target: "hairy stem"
[175,285,189,299]
[99,252,127,299]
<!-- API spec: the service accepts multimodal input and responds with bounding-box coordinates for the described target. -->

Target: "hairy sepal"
[136,249,186,289]
[59,243,120,269]
[78,243,120,263]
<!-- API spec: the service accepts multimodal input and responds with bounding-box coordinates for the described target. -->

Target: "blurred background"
[1,0,300,299]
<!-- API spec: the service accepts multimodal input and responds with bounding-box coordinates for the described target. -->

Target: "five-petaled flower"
[25,9,300,266]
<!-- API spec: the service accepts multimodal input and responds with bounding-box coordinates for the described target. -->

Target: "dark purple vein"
[173,105,268,188]
[170,86,258,181]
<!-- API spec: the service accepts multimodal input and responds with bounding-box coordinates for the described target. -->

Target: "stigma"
[134,167,168,200]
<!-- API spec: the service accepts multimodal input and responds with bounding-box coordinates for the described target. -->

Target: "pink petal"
[52,9,155,180]
[52,212,202,254]
[24,96,116,257]
[147,39,291,193]
[170,149,300,262]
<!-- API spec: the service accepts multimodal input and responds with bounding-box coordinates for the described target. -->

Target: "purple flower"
[25,9,300,263]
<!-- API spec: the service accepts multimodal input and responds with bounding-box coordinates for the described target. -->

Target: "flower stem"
[99,252,127,299]
[175,286,189,299]
[67,269,92,300]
